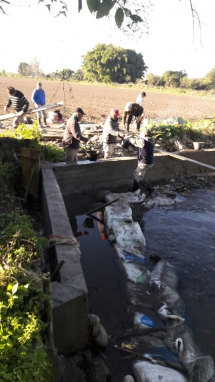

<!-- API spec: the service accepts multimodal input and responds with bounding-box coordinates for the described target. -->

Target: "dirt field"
[1,76,215,126]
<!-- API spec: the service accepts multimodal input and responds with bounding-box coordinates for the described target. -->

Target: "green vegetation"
[82,43,147,83]
[0,200,51,381]
[0,122,64,163]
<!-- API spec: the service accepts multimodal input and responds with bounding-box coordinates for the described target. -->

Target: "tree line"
[1,43,215,90]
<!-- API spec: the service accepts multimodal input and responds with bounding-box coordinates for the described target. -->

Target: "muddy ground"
[1,77,215,127]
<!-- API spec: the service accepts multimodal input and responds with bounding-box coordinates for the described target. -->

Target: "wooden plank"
[0,102,64,121]
[21,148,40,194]
[154,148,215,171]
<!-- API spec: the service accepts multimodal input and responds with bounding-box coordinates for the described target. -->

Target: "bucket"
[193,142,200,150]
[86,150,98,161]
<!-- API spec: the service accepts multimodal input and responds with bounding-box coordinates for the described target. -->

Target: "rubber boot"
[38,118,42,127]
[132,178,139,192]
[43,118,48,127]
[139,179,154,196]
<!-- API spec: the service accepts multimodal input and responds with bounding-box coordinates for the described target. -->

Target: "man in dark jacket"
[4,86,29,128]
[128,129,154,195]
[122,102,144,132]
[63,107,88,164]
[102,108,123,159]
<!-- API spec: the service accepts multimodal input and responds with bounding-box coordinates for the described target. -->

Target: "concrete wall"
[41,165,89,355]
[53,150,215,194]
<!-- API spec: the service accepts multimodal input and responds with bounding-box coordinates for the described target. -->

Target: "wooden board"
[0,102,64,121]
[21,147,40,194]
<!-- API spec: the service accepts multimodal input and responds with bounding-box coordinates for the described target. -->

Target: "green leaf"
[115,8,124,28]
[96,0,116,19]
[12,283,19,295]
[87,0,100,13]
[123,7,131,17]
[130,14,143,23]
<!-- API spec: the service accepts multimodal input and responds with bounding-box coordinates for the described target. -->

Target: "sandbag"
[132,310,164,332]
[119,261,151,284]
[153,196,175,206]
[105,192,142,204]
[133,334,184,371]
[133,360,188,382]
[104,203,132,234]
[112,219,146,252]
[93,325,108,348]
[150,259,178,290]
[114,244,145,264]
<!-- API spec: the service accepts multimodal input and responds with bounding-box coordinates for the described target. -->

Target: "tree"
[204,67,215,88]
[18,62,30,76]
[73,69,85,81]
[162,70,187,88]
[146,73,165,87]
[82,44,147,83]
[58,68,74,80]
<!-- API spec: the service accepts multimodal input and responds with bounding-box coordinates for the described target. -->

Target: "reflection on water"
[144,188,215,361]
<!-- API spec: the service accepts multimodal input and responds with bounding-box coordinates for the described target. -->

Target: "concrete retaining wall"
[54,150,215,194]
[41,166,89,355]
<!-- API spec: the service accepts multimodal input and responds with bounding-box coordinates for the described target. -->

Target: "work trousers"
[103,143,115,159]
[35,104,46,119]
[134,163,153,183]
[13,115,25,128]
[65,148,79,164]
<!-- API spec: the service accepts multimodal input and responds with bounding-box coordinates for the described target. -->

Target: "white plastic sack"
[133,312,163,331]
[112,220,146,251]
[114,244,145,263]
[150,260,178,289]
[153,196,175,206]
[105,192,142,204]
[104,204,133,234]
[120,261,151,284]
[133,360,188,382]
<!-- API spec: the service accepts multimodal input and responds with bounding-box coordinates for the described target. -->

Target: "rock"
[88,314,100,337]
[93,325,109,348]
[123,376,135,382]
[86,358,111,382]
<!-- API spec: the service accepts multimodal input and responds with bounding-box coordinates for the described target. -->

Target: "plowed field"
[1,76,215,125]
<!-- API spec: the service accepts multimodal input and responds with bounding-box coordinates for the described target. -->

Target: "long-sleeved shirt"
[6,90,29,113]
[123,103,143,125]
[136,94,144,107]
[63,115,87,149]
[31,88,46,106]
[130,136,154,165]
[102,115,120,144]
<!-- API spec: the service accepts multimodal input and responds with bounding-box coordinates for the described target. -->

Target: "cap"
[75,107,86,115]
[101,233,107,241]
[125,102,132,111]
[111,108,120,117]
[7,86,16,95]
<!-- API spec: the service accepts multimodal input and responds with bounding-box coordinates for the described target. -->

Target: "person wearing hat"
[4,86,29,128]
[136,91,146,107]
[63,107,88,164]
[127,128,154,196]
[122,102,144,132]
[31,82,47,127]
[102,108,124,159]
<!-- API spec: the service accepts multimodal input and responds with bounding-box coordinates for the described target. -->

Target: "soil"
[1,77,215,128]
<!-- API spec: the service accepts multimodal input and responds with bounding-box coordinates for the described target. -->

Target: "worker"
[63,107,88,164]
[4,86,29,128]
[31,82,47,127]
[127,128,154,196]
[102,108,124,159]
[136,91,146,107]
[122,102,143,132]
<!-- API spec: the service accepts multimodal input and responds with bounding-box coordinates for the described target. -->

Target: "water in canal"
[65,187,215,380]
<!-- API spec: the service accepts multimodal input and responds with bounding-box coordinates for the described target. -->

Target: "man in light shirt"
[136,91,146,107]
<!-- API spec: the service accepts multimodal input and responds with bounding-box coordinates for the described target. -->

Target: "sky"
[0,0,215,79]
